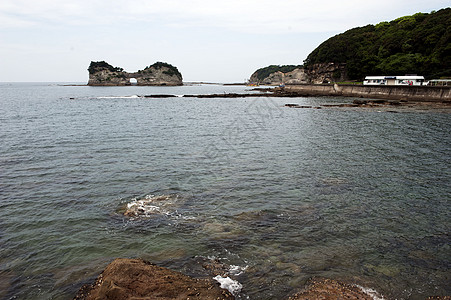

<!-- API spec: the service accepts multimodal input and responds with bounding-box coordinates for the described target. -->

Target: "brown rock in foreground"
[288,278,375,300]
[74,258,234,300]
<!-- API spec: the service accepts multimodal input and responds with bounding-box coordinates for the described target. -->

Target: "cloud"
[1,0,449,32]
[0,0,449,81]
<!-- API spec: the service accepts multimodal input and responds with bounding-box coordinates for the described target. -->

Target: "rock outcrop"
[249,63,346,85]
[74,258,451,299]
[87,61,183,86]
[249,68,308,85]
[74,258,234,300]
[284,68,310,84]
[304,62,347,84]
[288,278,375,300]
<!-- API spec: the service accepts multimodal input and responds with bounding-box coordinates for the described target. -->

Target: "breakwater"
[283,84,451,102]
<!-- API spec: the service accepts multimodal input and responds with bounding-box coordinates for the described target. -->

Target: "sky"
[0,1,449,83]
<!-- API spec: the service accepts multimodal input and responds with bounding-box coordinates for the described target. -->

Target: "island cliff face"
[249,63,347,85]
[250,68,309,85]
[305,62,347,84]
[88,61,183,86]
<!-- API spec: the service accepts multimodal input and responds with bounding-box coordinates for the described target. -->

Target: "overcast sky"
[0,1,449,83]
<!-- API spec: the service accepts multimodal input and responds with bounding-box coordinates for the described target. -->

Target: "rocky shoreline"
[285,98,451,112]
[74,258,234,300]
[72,196,451,299]
[137,90,451,112]
[74,258,450,300]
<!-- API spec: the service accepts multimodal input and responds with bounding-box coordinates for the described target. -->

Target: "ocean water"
[0,83,449,299]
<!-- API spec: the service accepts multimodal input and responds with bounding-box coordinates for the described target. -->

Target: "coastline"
[61,81,451,105]
[136,88,451,111]
[74,258,450,300]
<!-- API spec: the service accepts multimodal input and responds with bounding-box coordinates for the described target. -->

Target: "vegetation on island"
[142,62,183,79]
[88,61,124,74]
[252,65,302,81]
[304,8,451,80]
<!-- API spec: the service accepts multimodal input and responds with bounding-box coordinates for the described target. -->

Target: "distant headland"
[249,8,450,85]
[87,61,183,86]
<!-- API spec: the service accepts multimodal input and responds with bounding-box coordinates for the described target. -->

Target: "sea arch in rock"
[87,61,183,86]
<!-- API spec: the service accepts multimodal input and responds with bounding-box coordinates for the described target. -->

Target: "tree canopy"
[142,62,182,79]
[88,61,124,74]
[304,8,450,80]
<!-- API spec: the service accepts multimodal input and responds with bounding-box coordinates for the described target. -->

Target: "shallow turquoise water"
[0,83,449,299]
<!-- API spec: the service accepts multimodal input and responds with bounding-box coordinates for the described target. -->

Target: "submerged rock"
[288,278,376,300]
[74,258,234,300]
[123,194,180,217]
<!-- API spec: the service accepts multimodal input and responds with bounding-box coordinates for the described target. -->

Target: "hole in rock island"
[129,78,137,85]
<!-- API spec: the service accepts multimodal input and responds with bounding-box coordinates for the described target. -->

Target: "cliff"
[249,63,346,85]
[87,61,183,86]
[304,62,347,84]
[249,65,308,85]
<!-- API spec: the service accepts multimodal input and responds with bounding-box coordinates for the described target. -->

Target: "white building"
[364,76,426,86]
[427,79,451,86]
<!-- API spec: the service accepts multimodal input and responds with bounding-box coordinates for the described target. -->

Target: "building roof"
[365,76,425,80]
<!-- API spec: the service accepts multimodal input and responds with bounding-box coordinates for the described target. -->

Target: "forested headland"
[303,8,450,80]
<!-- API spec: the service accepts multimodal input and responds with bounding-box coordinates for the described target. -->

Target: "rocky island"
[87,61,183,86]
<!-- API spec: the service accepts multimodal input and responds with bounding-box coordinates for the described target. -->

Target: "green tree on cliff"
[303,8,451,80]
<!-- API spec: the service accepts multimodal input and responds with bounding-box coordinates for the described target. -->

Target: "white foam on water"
[213,275,243,296]
[229,265,248,276]
[126,200,161,215]
[125,195,173,216]
[355,285,385,300]
[97,95,141,99]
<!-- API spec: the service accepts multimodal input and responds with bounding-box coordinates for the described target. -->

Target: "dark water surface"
[0,83,449,299]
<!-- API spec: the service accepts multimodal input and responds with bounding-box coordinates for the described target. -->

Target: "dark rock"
[339,103,360,107]
[74,258,234,300]
[285,104,313,108]
[353,99,368,105]
[371,99,387,104]
[143,94,178,98]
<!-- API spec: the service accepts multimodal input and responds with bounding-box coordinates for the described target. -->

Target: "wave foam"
[355,285,385,300]
[229,265,248,276]
[124,194,176,217]
[213,275,242,296]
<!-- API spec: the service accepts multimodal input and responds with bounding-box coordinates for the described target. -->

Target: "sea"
[0,82,449,299]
